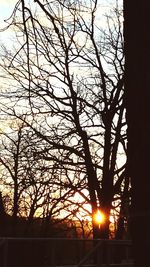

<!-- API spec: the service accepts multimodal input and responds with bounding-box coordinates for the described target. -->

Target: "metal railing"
[76,239,134,267]
[0,238,134,267]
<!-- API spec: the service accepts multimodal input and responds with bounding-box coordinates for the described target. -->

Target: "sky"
[0,0,122,42]
[0,0,18,27]
[0,0,18,45]
[0,0,120,26]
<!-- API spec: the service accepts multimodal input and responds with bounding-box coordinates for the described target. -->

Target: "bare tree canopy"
[0,0,127,238]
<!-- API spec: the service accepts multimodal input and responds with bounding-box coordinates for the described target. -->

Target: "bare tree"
[0,118,90,236]
[0,0,126,238]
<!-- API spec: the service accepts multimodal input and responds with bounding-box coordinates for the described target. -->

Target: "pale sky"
[0,0,18,45]
[0,0,18,26]
[0,0,122,44]
[0,0,121,27]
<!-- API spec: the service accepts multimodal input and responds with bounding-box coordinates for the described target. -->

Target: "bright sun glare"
[94,210,105,225]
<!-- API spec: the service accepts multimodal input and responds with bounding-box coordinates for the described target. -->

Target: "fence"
[0,238,134,267]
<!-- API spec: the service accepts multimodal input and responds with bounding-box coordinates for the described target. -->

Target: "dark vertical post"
[124,1,150,266]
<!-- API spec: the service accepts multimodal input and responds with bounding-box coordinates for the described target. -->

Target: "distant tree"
[0,0,126,238]
[0,118,91,236]
[124,0,150,265]
[0,120,47,235]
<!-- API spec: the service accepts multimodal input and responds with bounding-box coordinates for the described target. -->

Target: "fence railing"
[0,238,134,267]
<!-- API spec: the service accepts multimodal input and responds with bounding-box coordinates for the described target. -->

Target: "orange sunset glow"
[94,210,105,226]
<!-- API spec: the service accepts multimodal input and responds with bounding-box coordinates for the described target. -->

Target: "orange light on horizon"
[94,210,105,226]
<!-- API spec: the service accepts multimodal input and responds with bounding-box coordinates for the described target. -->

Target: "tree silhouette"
[0,0,127,238]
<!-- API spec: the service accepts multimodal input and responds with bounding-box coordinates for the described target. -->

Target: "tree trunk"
[81,131,100,239]
[124,1,150,265]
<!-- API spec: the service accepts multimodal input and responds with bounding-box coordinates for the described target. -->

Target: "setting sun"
[94,210,105,225]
